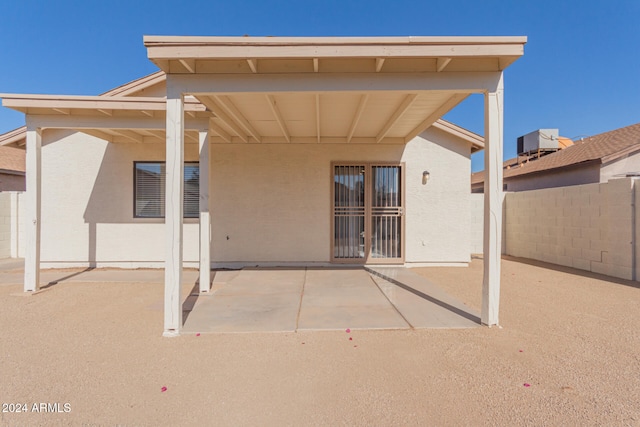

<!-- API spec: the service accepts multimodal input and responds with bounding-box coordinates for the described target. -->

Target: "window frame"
[133,161,200,219]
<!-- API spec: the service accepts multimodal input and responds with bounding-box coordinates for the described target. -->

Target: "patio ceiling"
[145,36,526,145]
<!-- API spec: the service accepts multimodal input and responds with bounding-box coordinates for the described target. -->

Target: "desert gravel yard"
[0,257,638,426]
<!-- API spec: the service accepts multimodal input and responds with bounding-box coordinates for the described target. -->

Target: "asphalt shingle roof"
[0,145,25,173]
[472,122,640,184]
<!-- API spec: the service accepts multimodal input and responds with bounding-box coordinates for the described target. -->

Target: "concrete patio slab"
[297,268,409,330]
[183,268,305,333]
[367,267,480,328]
[0,260,480,333]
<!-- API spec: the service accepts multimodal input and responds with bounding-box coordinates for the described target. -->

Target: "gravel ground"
[0,257,638,426]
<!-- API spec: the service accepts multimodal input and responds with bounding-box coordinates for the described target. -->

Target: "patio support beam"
[24,120,41,293]
[197,96,249,143]
[404,93,468,143]
[376,93,418,143]
[347,94,369,143]
[315,94,321,143]
[199,130,211,293]
[20,115,208,132]
[173,71,502,94]
[482,72,504,327]
[214,95,262,142]
[164,79,185,337]
[209,121,232,143]
[265,95,290,143]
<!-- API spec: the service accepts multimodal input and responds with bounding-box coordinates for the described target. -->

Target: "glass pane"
[370,166,402,259]
[135,162,199,218]
[333,165,365,259]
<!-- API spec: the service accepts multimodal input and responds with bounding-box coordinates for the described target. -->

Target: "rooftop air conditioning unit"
[517,129,559,156]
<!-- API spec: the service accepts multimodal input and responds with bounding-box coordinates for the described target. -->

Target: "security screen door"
[332,164,404,264]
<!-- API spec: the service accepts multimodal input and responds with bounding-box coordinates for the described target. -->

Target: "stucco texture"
[38,127,472,267]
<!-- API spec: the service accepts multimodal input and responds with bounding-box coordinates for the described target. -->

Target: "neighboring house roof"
[0,70,484,151]
[0,145,25,175]
[472,122,640,185]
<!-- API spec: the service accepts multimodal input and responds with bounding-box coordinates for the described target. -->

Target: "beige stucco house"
[0,36,525,335]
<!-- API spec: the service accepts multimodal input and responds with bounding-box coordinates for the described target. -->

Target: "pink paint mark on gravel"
[523,383,531,388]
[161,386,167,392]
[196,333,201,337]
[519,349,523,352]
[349,337,353,341]
[345,328,351,333]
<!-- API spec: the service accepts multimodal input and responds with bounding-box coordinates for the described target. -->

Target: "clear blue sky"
[1,0,638,172]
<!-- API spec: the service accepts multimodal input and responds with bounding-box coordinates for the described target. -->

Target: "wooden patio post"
[199,129,211,293]
[164,77,185,336]
[24,120,42,293]
[482,72,504,326]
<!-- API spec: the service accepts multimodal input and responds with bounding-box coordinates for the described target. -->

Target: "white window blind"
[134,162,199,218]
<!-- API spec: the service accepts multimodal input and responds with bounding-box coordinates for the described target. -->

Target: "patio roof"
[4,35,525,335]
[144,36,524,145]
[0,94,211,143]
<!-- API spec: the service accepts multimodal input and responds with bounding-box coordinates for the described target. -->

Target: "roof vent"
[517,129,559,156]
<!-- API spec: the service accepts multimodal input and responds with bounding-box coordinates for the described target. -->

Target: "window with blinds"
[134,162,200,218]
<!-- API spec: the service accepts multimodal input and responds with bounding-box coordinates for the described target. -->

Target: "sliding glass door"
[332,163,404,264]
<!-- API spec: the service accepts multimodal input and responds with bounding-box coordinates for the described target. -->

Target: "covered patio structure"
[2,36,526,336]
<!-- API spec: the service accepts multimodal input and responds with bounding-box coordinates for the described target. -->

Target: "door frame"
[330,161,405,265]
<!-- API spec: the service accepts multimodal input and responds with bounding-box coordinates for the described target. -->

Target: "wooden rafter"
[97,109,112,116]
[376,93,418,143]
[246,58,258,73]
[185,131,198,143]
[403,93,468,142]
[145,129,165,139]
[313,58,319,72]
[138,129,164,142]
[53,108,70,115]
[209,121,232,143]
[315,94,321,143]
[436,57,452,72]
[197,96,248,143]
[111,129,144,143]
[375,58,385,72]
[347,94,369,143]
[214,95,262,142]
[179,59,196,73]
[80,129,114,142]
[265,94,290,143]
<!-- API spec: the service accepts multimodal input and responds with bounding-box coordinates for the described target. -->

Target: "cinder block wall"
[0,192,24,259]
[470,194,484,253]
[505,178,637,280]
[0,192,10,258]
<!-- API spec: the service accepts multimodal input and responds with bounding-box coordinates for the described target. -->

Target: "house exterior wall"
[0,192,10,258]
[505,163,601,192]
[38,127,473,268]
[40,129,201,268]
[601,151,640,182]
[0,191,24,258]
[470,193,484,254]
